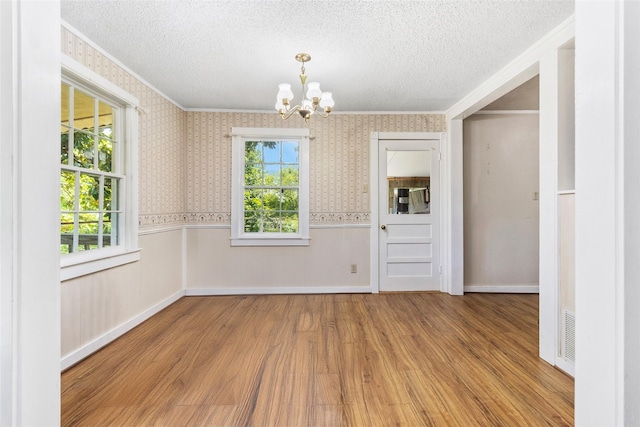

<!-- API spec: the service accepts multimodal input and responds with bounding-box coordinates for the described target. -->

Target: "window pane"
[244,211,260,232]
[245,141,262,163]
[61,83,70,126]
[61,128,70,164]
[244,163,262,186]
[103,212,114,248]
[73,131,95,169]
[281,212,298,233]
[109,211,119,246]
[263,141,279,163]
[282,189,299,211]
[99,126,114,139]
[98,100,115,173]
[98,137,113,172]
[387,150,431,215]
[263,212,281,233]
[78,174,100,212]
[264,164,281,185]
[282,165,299,186]
[104,178,117,211]
[244,189,263,211]
[77,213,99,251]
[98,100,113,132]
[60,171,76,211]
[60,213,74,254]
[73,89,95,131]
[282,141,298,164]
[263,189,280,211]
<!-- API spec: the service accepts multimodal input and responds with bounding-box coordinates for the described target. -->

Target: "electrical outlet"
[350,264,357,274]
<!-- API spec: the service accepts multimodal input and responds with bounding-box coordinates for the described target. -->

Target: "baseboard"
[185,285,373,296]
[555,357,575,378]
[464,284,539,293]
[60,290,185,371]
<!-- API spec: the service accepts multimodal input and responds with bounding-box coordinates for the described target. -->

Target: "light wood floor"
[62,293,574,426]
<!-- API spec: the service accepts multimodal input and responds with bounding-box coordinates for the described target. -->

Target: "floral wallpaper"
[62,25,445,229]
[185,112,445,225]
[61,26,186,228]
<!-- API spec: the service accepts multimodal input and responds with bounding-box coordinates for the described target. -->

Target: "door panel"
[387,242,431,258]
[379,140,440,291]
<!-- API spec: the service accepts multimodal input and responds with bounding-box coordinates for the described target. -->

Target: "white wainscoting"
[61,229,184,370]
[61,290,183,370]
[185,226,371,292]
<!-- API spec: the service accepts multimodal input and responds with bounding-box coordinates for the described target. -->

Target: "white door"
[379,139,440,291]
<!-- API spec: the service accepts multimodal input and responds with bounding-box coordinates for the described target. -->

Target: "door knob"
[381,225,386,230]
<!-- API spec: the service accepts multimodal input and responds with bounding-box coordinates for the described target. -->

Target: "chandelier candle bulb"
[306,82,322,101]
[277,83,294,103]
[320,92,334,112]
[276,52,334,122]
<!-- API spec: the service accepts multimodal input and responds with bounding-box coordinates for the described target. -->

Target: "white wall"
[463,113,539,292]
[61,230,184,369]
[538,40,576,368]
[59,23,189,372]
[575,1,640,424]
[0,1,61,424]
[556,47,575,375]
[557,49,575,192]
[186,227,370,294]
[445,15,575,370]
[558,193,574,314]
[446,16,574,299]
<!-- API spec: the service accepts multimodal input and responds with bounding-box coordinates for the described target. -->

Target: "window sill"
[230,237,310,247]
[60,248,141,281]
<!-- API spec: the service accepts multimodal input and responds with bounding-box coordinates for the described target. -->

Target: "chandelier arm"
[280,104,303,120]
[312,105,330,118]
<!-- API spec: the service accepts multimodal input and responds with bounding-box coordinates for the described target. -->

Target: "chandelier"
[275,53,334,122]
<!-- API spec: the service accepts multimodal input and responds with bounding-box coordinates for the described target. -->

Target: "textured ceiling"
[60,0,574,112]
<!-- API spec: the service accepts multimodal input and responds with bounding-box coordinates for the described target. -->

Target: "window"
[60,56,139,280]
[231,127,309,246]
[60,83,120,254]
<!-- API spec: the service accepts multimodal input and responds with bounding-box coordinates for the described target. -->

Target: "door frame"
[370,132,447,293]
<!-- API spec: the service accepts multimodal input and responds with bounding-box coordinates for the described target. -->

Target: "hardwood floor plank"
[310,404,343,427]
[181,405,239,427]
[62,293,574,426]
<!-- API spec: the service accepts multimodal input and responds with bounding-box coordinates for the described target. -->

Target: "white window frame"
[231,127,310,246]
[60,55,140,280]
